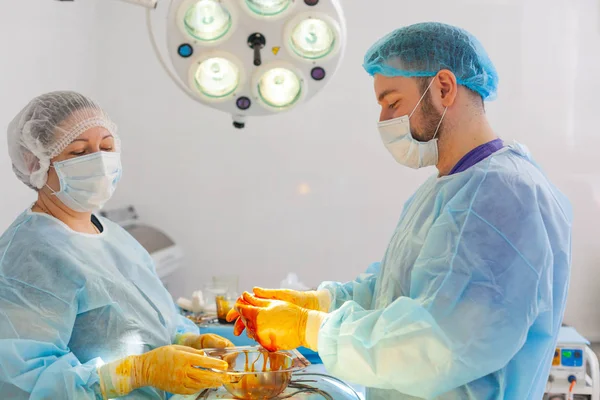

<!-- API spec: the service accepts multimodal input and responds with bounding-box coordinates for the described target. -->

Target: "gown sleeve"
[318,262,381,312]
[0,255,104,399]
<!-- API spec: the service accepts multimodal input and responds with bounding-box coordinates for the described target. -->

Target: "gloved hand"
[227,292,328,352]
[253,287,331,312]
[176,333,234,350]
[226,287,331,333]
[98,345,229,399]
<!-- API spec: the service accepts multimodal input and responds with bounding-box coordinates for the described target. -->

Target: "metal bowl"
[203,347,310,399]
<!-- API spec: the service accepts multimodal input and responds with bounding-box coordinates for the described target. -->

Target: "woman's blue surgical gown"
[0,210,199,399]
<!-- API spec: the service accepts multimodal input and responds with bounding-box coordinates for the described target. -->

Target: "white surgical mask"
[377,78,448,169]
[48,151,122,212]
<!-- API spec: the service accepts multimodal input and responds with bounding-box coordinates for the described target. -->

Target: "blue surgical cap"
[363,22,499,101]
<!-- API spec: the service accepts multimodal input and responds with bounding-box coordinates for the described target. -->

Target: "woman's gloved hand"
[227,292,327,352]
[176,333,234,350]
[98,345,229,399]
[226,287,331,332]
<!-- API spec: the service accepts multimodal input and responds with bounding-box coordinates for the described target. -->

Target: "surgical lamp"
[56,0,347,129]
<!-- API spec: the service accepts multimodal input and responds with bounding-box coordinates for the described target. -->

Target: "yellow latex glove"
[226,287,331,333]
[227,292,327,352]
[175,333,234,350]
[98,345,228,399]
[253,287,331,312]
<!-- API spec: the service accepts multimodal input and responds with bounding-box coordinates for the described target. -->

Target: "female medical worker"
[227,23,573,400]
[0,91,232,399]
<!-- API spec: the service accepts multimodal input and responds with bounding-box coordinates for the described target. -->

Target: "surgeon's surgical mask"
[48,151,122,213]
[377,78,448,169]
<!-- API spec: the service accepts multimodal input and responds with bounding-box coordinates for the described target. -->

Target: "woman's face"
[46,126,116,192]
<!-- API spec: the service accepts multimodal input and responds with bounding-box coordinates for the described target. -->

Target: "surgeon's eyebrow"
[71,134,114,142]
[378,89,398,102]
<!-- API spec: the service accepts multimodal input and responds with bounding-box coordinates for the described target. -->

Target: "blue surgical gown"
[317,143,572,399]
[0,210,199,399]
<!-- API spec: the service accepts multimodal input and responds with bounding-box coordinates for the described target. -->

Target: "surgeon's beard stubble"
[411,91,445,143]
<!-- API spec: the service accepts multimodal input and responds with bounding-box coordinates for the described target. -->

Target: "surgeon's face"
[46,127,116,192]
[374,75,443,142]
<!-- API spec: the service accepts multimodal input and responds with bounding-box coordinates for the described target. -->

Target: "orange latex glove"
[226,287,331,329]
[176,333,234,350]
[98,345,228,399]
[227,292,327,352]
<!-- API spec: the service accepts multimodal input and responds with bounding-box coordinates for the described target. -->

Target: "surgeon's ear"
[436,70,458,108]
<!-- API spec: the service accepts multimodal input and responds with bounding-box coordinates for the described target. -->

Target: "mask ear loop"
[45,165,60,196]
[46,185,58,196]
[432,107,448,140]
[409,77,437,119]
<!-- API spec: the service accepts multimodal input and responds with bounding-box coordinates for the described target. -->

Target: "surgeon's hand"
[253,287,331,312]
[226,287,331,329]
[98,345,229,399]
[176,333,234,350]
[228,292,327,352]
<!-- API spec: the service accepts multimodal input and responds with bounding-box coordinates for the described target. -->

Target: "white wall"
[3,0,600,339]
[546,0,600,340]
[0,1,101,227]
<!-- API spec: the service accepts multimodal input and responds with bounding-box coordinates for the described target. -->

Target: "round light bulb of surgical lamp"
[290,18,336,60]
[245,0,292,16]
[195,57,240,98]
[258,68,302,108]
[184,0,232,42]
